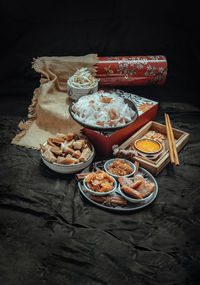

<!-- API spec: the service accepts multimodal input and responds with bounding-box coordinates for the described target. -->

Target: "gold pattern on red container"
[96,55,167,86]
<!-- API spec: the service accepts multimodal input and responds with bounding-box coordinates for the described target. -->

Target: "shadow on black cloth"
[0,1,200,285]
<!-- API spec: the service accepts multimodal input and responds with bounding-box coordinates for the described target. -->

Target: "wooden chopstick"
[165,113,180,166]
[165,113,174,164]
[167,114,180,166]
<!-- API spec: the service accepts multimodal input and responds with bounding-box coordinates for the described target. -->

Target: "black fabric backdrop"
[0,1,200,285]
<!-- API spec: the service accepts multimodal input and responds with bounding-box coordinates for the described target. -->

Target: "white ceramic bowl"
[67,80,98,100]
[104,158,136,179]
[118,178,154,204]
[83,175,117,196]
[40,141,95,174]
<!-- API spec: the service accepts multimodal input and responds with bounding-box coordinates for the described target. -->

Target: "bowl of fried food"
[104,158,136,179]
[83,170,117,196]
[118,174,156,203]
[40,133,95,174]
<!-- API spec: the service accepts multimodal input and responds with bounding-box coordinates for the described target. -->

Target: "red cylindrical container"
[96,55,167,86]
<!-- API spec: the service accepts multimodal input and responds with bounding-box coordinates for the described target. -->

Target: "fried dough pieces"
[40,133,92,165]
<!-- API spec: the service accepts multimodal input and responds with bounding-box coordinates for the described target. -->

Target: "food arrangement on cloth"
[35,62,187,211]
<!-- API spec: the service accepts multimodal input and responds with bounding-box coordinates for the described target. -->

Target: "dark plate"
[69,89,139,131]
[77,160,158,212]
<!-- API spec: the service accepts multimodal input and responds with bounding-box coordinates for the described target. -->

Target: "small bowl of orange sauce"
[134,138,162,155]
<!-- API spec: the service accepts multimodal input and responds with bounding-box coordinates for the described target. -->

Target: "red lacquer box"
[96,55,167,86]
[83,93,159,157]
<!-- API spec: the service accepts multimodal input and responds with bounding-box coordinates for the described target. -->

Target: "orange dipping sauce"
[135,139,161,153]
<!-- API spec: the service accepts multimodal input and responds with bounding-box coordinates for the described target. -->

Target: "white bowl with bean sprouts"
[67,67,99,100]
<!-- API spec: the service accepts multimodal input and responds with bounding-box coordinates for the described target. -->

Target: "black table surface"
[0,2,200,285]
[1,82,200,285]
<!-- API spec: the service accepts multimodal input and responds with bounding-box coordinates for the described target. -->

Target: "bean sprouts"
[68,67,98,89]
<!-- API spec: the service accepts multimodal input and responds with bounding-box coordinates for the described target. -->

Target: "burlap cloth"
[11,54,98,149]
